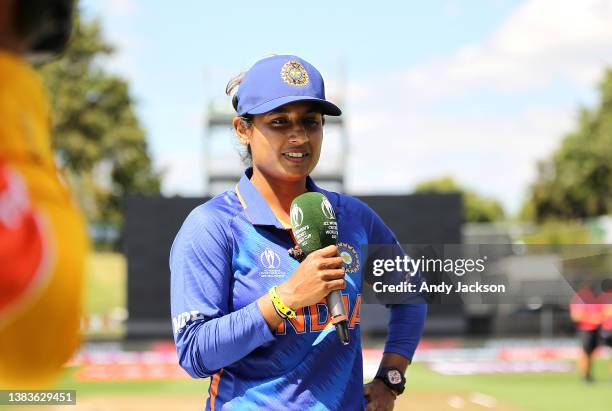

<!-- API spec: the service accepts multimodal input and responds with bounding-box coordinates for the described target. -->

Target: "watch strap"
[375,367,406,395]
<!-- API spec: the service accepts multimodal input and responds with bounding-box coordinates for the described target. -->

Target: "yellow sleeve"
[0,51,89,388]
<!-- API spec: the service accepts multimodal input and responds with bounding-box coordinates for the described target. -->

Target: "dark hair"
[226,72,253,165]
[15,0,75,55]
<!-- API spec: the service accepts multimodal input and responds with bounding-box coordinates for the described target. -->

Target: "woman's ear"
[233,117,251,146]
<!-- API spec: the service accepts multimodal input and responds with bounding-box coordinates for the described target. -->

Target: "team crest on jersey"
[338,242,360,274]
[259,247,284,278]
[281,61,309,86]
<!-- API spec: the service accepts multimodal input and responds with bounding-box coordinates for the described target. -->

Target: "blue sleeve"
[170,205,275,378]
[385,304,427,360]
[363,201,427,361]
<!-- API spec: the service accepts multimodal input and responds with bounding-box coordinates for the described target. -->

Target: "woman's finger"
[319,256,343,269]
[316,244,338,257]
[320,268,346,280]
[326,278,346,291]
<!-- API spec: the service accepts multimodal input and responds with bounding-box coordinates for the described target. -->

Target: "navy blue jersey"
[170,168,426,410]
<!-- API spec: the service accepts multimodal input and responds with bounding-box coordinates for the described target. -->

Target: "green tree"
[37,13,160,226]
[526,69,612,222]
[521,220,591,245]
[415,176,506,223]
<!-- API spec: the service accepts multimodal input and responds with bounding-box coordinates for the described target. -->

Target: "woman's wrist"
[377,352,410,375]
[276,283,298,310]
[257,295,284,331]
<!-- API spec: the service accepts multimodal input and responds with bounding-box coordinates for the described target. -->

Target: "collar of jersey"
[235,167,328,229]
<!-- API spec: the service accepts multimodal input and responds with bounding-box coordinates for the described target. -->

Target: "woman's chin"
[276,161,312,177]
[254,163,315,183]
[282,172,309,182]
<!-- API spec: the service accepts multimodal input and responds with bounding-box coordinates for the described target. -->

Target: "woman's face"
[239,101,324,183]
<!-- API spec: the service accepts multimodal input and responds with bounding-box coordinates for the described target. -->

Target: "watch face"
[387,369,402,385]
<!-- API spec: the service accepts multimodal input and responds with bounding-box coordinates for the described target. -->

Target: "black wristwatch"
[375,367,406,395]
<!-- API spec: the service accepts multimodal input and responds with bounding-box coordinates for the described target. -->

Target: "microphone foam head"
[290,192,338,255]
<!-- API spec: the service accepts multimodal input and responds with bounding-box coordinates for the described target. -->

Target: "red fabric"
[0,163,45,314]
[570,287,604,331]
[601,291,612,330]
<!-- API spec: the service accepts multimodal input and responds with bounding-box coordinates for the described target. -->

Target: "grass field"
[82,252,126,337]
[85,253,125,316]
[31,253,607,411]
[4,359,604,410]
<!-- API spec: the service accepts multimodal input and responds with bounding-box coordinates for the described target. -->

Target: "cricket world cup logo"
[260,248,281,270]
[290,204,304,227]
[321,198,335,220]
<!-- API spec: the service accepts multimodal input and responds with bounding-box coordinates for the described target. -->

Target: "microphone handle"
[327,290,350,345]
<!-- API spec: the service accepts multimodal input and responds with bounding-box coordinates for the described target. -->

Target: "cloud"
[346,0,612,213]
[347,106,575,200]
[401,0,612,100]
[100,0,139,18]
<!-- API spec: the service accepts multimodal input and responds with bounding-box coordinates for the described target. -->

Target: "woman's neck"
[250,168,307,222]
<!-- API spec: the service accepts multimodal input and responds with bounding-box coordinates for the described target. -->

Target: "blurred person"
[0,0,88,388]
[602,281,612,377]
[170,55,427,410]
[569,281,612,382]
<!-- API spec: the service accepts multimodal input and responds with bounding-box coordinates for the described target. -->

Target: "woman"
[170,55,427,410]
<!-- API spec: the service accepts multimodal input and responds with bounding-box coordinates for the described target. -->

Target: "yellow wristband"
[269,286,296,319]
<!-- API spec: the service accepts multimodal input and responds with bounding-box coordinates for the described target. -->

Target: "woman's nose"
[287,122,309,144]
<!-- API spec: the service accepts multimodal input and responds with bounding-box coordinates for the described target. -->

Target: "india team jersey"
[170,169,408,410]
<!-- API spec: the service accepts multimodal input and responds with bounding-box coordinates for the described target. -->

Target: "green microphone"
[290,192,349,345]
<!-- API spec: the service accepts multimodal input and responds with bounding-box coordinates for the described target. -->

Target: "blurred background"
[17,0,612,409]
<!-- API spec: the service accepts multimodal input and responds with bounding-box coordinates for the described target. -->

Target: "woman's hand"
[276,244,345,310]
[364,379,397,411]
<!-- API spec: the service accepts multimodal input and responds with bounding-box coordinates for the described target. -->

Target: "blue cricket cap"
[235,55,342,117]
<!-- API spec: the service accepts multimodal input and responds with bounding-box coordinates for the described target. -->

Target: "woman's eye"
[270,118,288,125]
[304,119,321,126]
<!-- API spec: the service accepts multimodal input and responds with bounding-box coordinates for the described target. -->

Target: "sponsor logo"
[259,247,285,278]
[321,198,335,220]
[290,204,304,227]
[338,242,360,274]
[172,310,204,334]
[260,248,281,269]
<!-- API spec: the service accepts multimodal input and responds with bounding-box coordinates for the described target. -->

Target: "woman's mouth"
[283,152,309,163]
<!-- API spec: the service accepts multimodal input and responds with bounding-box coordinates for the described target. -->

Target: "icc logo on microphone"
[321,198,335,220]
[290,204,304,227]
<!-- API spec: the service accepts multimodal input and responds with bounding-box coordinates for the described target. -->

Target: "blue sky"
[80,0,612,214]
